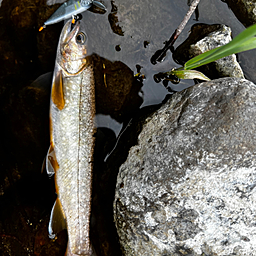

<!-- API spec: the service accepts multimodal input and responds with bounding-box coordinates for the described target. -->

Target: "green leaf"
[169,69,211,81]
[184,23,256,70]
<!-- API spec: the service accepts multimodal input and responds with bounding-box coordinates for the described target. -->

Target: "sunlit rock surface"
[114,77,256,255]
[189,25,244,79]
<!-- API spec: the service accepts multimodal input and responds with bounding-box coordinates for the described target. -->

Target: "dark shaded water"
[0,0,255,255]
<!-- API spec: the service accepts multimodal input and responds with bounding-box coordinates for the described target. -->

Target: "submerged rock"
[114,77,256,255]
[224,0,256,27]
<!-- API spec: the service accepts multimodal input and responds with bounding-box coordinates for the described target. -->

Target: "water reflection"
[92,54,143,122]
[79,0,249,106]
[96,114,122,136]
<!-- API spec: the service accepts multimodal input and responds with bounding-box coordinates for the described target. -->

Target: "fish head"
[58,19,89,74]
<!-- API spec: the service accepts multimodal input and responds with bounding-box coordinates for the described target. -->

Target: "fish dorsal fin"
[48,198,67,239]
[51,69,65,110]
[46,145,59,177]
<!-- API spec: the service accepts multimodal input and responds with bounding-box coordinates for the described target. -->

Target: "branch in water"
[151,0,201,64]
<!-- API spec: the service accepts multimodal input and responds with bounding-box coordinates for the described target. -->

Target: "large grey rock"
[189,25,244,79]
[114,77,256,255]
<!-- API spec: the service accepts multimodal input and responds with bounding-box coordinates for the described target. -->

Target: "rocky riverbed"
[1,0,256,255]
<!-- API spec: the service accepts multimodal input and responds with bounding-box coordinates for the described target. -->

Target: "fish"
[46,18,96,255]
[39,0,106,31]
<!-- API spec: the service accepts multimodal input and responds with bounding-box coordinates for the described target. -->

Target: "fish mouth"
[61,19,86,61]
[60,19,88,74]
[66,19,80,43]
[59,19,81,47]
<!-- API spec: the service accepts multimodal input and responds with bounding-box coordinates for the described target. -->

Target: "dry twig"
[151,0,201,64]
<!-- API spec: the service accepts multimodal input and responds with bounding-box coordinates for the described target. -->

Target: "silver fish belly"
[47,19,95,255]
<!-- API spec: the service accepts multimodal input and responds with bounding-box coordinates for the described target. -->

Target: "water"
[80,0,252,106]
[87,0,250,152]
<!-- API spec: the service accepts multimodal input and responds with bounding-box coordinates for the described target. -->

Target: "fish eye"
[76,32,86,44]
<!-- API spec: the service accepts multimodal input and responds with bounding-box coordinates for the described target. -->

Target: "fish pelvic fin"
[46,144,59,177]
[52,69,65,110]
[49,198,67,239]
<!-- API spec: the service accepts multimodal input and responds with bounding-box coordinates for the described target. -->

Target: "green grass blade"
[170,69,211,81]
[184,47,220,70]
[185,37,256,70]
[231,37,256,53]
[184,24,256,70]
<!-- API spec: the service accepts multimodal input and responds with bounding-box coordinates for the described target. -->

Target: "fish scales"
[52,68,95,254]
[48,19,95,255]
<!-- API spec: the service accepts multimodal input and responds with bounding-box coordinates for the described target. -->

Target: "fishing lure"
[39,0,106,31]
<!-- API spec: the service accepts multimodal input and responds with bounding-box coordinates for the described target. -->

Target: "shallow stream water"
[85,0,247,106]
[79,0,253,137]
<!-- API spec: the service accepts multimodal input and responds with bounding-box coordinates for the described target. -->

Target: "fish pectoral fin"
[46,145,59,177]
[52,69,65,110]
[48,198,67,239]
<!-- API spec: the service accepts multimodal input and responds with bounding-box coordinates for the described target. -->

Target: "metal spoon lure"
[39,0,106,31]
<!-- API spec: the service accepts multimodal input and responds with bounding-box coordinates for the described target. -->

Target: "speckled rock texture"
[114,77,256,256]
[224,0,256,27]
[189,24,244,79]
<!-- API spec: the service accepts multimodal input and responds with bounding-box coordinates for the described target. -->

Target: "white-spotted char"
[46,19,96,256]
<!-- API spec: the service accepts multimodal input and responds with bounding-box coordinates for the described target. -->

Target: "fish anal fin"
[52,69,65,110]
[48,198,67,239]
[46,144,59,177]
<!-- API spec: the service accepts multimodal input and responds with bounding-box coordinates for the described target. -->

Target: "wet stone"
[1,0,256,254]
[114,77,256,255]
[189,24,244,79]
[224,0,256,27]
